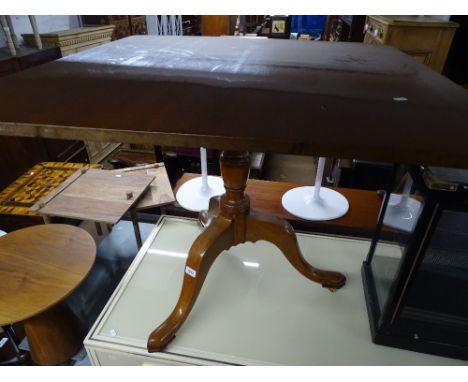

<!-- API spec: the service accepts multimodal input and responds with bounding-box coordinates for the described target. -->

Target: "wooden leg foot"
[246,211,346,289]
[147,215,233,352]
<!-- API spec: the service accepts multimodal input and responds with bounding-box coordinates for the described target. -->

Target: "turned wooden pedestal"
[147,151,346,351]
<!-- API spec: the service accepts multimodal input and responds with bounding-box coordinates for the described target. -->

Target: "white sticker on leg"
[185,266,197,278]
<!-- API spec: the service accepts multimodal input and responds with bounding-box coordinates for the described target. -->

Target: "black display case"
[362,165,468,360]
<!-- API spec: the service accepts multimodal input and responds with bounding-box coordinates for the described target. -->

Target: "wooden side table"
[0,224,96,365]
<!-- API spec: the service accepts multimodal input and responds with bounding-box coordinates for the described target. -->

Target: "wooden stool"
[0,224,96,365]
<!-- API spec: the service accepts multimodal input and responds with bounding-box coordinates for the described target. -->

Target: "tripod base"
[282,186,349,221]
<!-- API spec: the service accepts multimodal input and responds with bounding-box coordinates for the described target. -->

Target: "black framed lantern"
[362,165,468,360]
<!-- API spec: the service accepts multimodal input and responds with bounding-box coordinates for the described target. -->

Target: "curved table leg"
[147,150,346,352]
[147,215,234,352]
[246,210,346,289]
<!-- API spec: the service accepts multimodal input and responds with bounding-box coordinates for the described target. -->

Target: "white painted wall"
[0,15,81,48]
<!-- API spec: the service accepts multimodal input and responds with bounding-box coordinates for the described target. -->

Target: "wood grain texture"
[34,168,153,224]
[364,16,458,73]
[175,173,382,237]
[0,224,96,325]
[0,162,100,217]
[24,301,84,365]
[0,36,467,168]
[111,164,175,209]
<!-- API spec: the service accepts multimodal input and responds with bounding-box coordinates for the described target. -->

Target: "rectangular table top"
[32,168,154,224]
[0,36,467,168]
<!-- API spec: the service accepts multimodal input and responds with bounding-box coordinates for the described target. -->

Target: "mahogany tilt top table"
[0,36,467,352]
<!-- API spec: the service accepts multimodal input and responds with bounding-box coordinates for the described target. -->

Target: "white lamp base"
[281,186,349,221]
[383,194,422,232]
[176,176,225,212]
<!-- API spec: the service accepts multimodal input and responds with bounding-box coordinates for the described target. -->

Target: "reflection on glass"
[371,185,424,312]
[401,210,468,331]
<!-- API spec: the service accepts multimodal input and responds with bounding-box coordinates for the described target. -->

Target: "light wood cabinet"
[363,16,458,73]
[22,26,115,57]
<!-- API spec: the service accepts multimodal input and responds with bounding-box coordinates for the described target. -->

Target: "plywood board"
[111,164,175,210]
[33,168,153,224]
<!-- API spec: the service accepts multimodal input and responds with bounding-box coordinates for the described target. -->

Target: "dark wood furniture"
[0,36,467,352]
[0,224,96,365]
[324,16,366,42]
[0,45,88,191]
[0,45,60,77]
[443,16,468,85]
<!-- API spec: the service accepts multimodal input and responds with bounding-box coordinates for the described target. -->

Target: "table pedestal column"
[147,150,346,352]
[24,301,83,365]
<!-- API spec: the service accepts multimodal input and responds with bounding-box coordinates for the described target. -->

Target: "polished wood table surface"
[173,173,382,237]
[0,36,467,168]
[0,224,96,365]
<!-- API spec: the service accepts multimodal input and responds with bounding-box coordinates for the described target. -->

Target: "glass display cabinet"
[362,165,468,360]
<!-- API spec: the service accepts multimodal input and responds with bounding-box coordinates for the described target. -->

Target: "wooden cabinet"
[81,16,147,40]
[200,16,236,36]
[363,16,458,73]
[22,26,115,57]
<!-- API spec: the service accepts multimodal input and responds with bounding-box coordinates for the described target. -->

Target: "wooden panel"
[365,16,458,73]
[174,173,382,237]
[201,16,234,36]
[0,36,468,168]
[34,168,153,223]
[110,163,175,209]
[0,162,100,217]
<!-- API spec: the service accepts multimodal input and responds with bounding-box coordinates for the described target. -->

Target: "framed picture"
[269,16,291,39]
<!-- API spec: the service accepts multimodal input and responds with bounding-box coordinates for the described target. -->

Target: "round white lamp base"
[281,186,349,221]
[383,194,422,232]
[176,176,225,212]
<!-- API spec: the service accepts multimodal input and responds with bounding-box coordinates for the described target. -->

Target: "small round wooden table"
[0,224,96,365]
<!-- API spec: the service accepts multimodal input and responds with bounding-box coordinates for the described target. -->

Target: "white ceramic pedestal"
[281,157,349,221]
[176,176,225,212]
[176,147,225,212]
